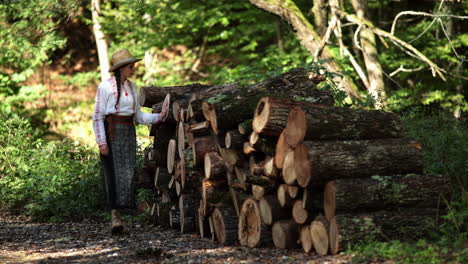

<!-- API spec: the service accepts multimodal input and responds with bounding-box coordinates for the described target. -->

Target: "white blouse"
[92,77,161,146]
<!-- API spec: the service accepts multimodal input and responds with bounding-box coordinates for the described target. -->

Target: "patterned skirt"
[100,114,137,209]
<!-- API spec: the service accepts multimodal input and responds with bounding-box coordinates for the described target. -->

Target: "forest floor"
[0,213,356,264]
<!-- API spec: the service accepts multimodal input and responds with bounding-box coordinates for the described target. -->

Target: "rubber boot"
[111,209,124,234]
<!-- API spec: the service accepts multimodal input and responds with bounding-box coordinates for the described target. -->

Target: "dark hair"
[114,69,122,109]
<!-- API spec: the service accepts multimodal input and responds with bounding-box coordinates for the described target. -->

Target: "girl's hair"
[114,69,122,109]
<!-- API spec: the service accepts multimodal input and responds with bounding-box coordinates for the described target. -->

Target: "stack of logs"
[139,67,450,255]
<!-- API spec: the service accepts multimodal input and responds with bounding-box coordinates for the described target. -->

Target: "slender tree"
[91,0,110,81]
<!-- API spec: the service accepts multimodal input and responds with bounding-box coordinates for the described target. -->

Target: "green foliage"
[0,110,105,221]
[0,0,84,96]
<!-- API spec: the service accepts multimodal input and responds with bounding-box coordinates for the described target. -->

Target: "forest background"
[0,0,466,263]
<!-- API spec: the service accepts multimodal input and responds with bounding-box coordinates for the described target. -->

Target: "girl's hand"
[99,144,109,156]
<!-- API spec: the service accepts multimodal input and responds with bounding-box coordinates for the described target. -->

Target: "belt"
[105,114,134,140]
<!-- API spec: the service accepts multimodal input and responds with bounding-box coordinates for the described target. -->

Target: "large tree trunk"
[351,0,387,109]
[204,68,329,134]
[249,0,360,98]
[284,105,403,147]
[139,83,211,107]
[91,0,110,81]
[282,138,423,187]
[323,174,451,221]
[331,208,444,248]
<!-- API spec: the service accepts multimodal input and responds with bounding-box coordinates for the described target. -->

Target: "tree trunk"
[252,96,334,137]
[284,105,403,147]
[259,195,290,225]
[310,215,329,256]
[323,174,450,220]
[332,208,443,247]
[211,205,238,245]
[312,0,328,37]
[272,220,300,249]
[283,138,423,187]
[248,0,360,98]
[191,136,217,167]
[238,198,273,248]
[91,0,110,81]
[351,0,387,109]
[204,152,227,181]
[179,193,198,233]
[139,83,211,107]
[205,68,329,134]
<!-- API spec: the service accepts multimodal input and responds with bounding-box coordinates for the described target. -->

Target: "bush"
[0,111,106,221]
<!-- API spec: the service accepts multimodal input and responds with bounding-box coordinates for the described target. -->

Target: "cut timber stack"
[140,67,450,254]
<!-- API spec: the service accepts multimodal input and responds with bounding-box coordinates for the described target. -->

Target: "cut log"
[211,205,238,245]
[243,142,256,154]
[187,121,211,137]
[272,220,299,249]
[179,194,198,233]
[248,132,276,156]
[238,119,253,135]
[328,217,339,255]
[323,174,450,221]
[205,68,330,134]
[225,130,245,150]
[169,205,180,229]
[333,208,443,247]
[152,123,176,166]
[251,184,276,201]
[167,139,177,173]
[177,121,186,160]
[259,195,290,225]
[201,178,229,216]
[277,184,294,208]
[238,198,273,248]
[253,97,334,137]
[274,130,288,169]
[285,139,423,187]
[204,152,227,181]
[300,225,314,253]
[282,148,297,185]
[139,83,211,107]
[172,99,189,122]
[263,156,278,179]
[249,155,266,177]
[219,148,243,168]
[284,105,403,147]
[191,136,217,167]
[154,167,171,189]
[310,215,329,256]
[292,199,318,225]
[197,204,210,237]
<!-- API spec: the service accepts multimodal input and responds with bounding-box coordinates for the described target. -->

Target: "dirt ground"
[0,213,354,264]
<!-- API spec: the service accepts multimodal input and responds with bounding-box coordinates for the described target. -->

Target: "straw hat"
[109,49,141,72]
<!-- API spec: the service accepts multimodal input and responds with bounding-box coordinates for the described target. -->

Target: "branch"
[389,66,425,77]
[337,9,447,80]
[391,12,468,35]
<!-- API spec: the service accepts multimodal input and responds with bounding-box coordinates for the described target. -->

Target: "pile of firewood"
[139,67,450,255]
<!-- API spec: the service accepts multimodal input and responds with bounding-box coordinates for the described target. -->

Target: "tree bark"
[312,0,328,37]
[283,138,423,187]
[284,105,403,147]
[91,0,110,81]
[191,136,217,167]
[249,0,360,98]
[332,208,444,247]
[204,152,227,181]
[323,174,450,220]
[351,0,387,109]
[139,83,211,107]
[252,96,334,137]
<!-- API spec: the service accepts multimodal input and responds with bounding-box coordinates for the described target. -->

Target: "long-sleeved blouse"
[92,77,160,146]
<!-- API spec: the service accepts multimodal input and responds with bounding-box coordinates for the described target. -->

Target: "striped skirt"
[100,114,137,210]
